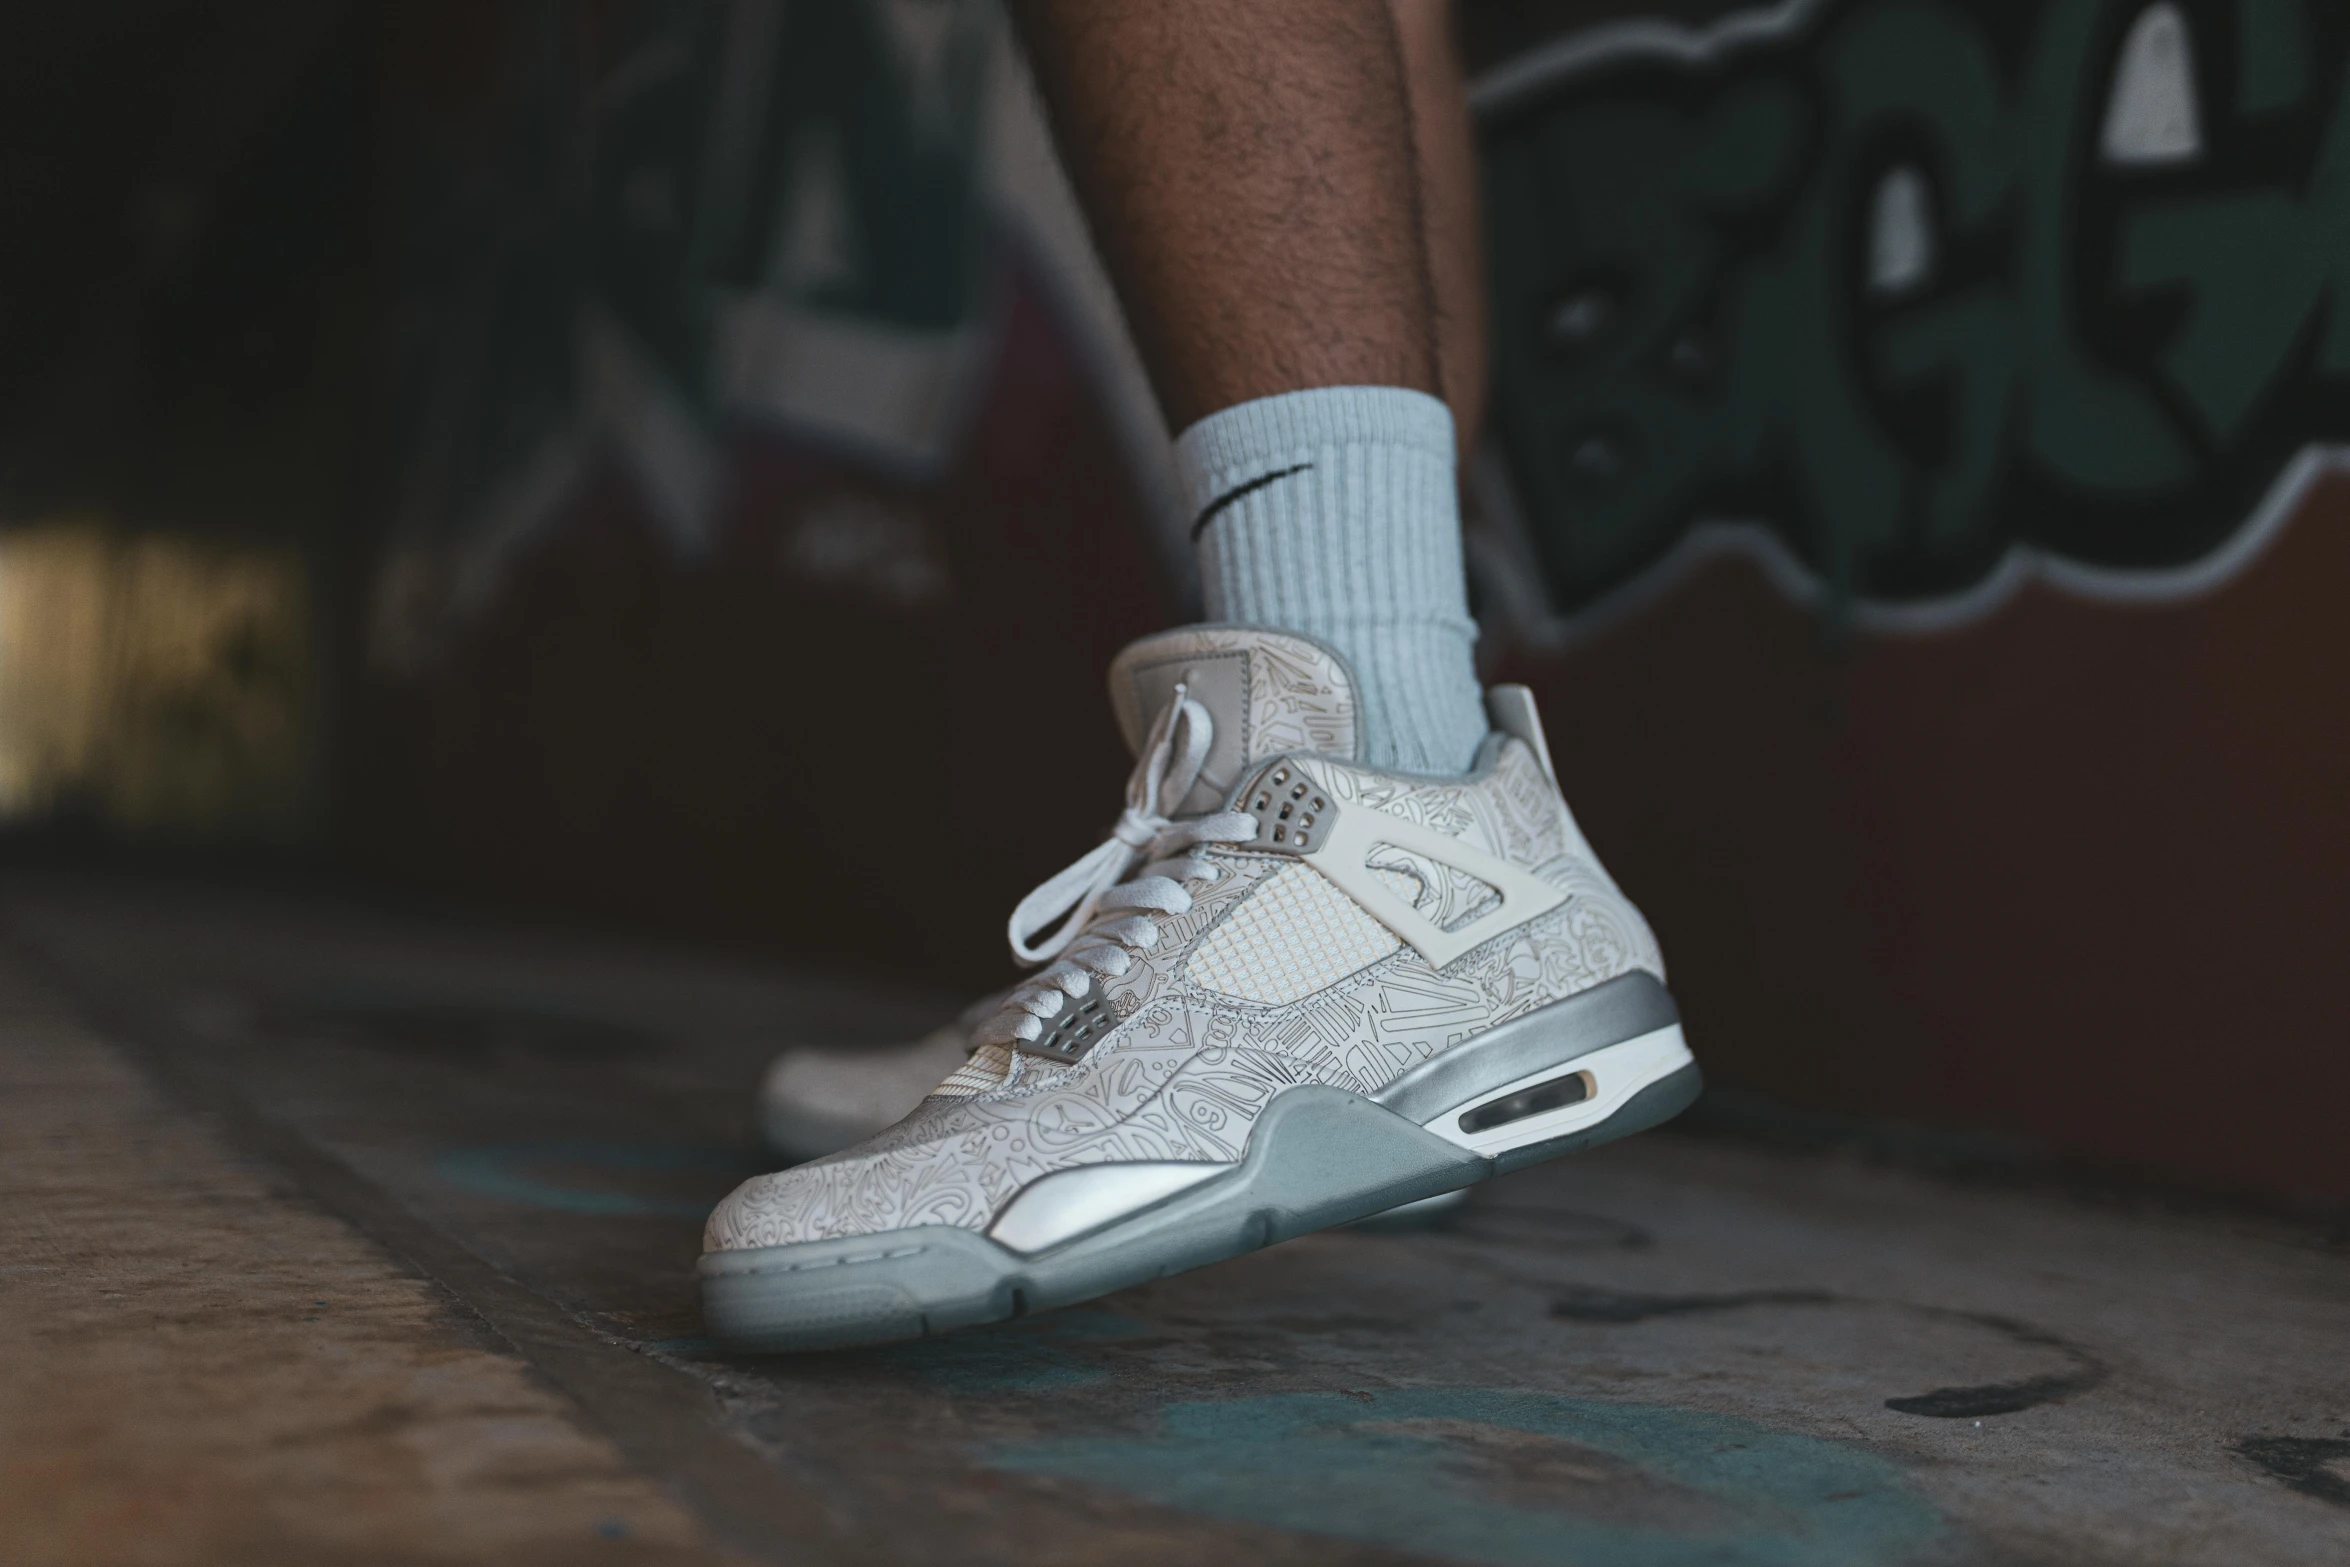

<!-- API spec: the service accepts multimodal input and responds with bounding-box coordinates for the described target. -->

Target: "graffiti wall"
[331,1,2347,1198]
[1478,0,2350,632]
[341,0,1181,972]
[1469,0,2350,1199]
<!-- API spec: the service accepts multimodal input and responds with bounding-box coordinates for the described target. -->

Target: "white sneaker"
[702,626,1698,1351]
[755,994,1472,1223]
[755,995,1003,1164]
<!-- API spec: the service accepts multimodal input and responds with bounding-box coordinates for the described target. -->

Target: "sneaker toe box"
[704,1129,1012,1253]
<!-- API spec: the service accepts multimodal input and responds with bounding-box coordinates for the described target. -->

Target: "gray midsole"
[749,973,1668,1166]
[702,975,1698,1353]
[702,1084,1487,1349]
[1370,968,1677,1125]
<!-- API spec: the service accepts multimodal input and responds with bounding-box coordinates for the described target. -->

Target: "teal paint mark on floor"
[435,1141,747,1218]
[644,1336,724,1358]
[981,1388,1944,1567]
[884,1308,1153,1393]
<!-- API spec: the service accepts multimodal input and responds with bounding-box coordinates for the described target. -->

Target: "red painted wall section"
[1506,481,2350,1200]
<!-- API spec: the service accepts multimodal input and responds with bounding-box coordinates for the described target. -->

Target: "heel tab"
[1485,685,1559,788]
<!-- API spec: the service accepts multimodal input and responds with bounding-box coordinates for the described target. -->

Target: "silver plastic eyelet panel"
[1236,761,1335,854]
[1016,974,1116,1065]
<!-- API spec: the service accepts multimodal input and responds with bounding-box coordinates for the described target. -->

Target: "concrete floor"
[1,874,2344,1566]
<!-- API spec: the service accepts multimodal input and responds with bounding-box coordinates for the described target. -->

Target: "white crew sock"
[1176,385,1487,774]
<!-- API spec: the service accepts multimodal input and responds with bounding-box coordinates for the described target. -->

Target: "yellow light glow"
[0,520,309,835]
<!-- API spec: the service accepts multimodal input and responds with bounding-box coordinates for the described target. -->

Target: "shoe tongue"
[1107,625,1359,815]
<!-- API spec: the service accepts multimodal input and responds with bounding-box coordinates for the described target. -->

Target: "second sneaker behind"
[703,625,1699,1350]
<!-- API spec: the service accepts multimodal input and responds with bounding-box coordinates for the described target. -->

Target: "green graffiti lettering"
[2014,0,2194,492]
[1483,83,1809,592]
[709,1,989,332]
[394,0,999,557]
[2120,60,2350,444]
[1831,1,2020,573]
[2237,0,2313,117]
[1480,0,2350,617]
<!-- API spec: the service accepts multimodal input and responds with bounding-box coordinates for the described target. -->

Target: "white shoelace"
[973,686,1256,1053]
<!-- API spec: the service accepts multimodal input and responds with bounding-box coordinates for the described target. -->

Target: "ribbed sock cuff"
[1174,384,1455,502]
[1176,386,1486,775]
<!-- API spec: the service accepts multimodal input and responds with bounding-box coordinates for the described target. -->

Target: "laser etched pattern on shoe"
[703,770,1662,1252]
[1186,863,1402,1005]
[1366,841,1503,931]
[1109,625,1358,764]
[1297,745,1574,870]
[932,1044,1015,1099]
[700,627,1671,1260]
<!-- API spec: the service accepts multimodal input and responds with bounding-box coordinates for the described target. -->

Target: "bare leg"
[1390,0,1487,455]
[1009,0,1443,435]
[1015,0,1491,776]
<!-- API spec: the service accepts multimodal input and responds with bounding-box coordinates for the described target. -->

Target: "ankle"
[1178,386,1486,774]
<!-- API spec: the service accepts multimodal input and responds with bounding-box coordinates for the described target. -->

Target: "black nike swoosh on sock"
[1190,463,1314,541]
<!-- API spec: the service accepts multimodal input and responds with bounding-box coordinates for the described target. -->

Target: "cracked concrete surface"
[0,950,735,1567]
[0,874,2344,1565]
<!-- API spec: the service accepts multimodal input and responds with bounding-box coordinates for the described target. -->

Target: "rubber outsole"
[701,1059,1702,1354]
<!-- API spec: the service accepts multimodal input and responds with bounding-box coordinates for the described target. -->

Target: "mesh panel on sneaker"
[1185,863,1401,1006]
[931,1043,1016,1099]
